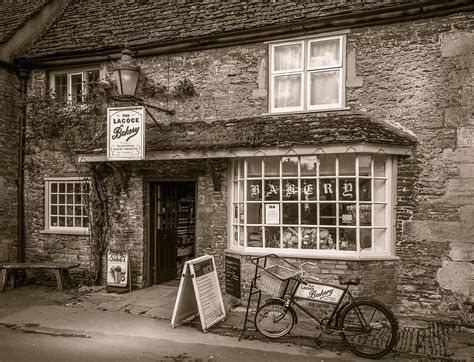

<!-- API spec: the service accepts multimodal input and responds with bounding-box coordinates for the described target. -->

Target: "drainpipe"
[17,69,28,262]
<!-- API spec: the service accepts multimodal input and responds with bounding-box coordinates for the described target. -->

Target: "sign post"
[107,106,145,161]
[171,255,226,331]
[106,249,131,293]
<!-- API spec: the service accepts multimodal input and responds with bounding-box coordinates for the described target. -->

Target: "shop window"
[44,178,90,233]
[50,68,100,103]
[231,155,394,257]
[269,34,345,113]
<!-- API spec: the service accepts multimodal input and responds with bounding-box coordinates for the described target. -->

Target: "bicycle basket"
[259,264,298,297]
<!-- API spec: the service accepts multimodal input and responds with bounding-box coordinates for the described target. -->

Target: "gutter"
[15,0,474,68]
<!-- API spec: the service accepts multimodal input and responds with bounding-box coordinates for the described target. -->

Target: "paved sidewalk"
[1,284,473,361]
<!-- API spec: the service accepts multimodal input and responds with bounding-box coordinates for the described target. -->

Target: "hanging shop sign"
[107,106,145,160]
[225,255,241,299]
[106,249,131,293]
[171,255,226,331]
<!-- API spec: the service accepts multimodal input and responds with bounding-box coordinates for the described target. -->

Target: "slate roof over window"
[20,0,422,60]
[143,112,416,152]
[0,0,48,43]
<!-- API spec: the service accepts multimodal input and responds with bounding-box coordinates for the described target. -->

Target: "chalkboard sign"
[171,255,226,331]
[225,256,241,299]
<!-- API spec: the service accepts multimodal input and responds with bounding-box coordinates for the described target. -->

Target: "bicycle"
[252,255,399,359]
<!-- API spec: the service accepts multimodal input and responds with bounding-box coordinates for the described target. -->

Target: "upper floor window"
[50,68,100,103]
[269,34,345,113]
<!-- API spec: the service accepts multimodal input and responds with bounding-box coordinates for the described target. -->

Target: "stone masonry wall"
[0,67,20,263]
[22,11,473,324]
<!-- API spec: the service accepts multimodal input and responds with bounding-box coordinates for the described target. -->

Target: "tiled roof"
[0,0,48,43]
[143,112,417,153]
[21,0,421,59]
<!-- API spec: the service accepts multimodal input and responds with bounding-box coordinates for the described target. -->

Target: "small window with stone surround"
[269,34,346,113]
[49,68,100,103]
[43,177,90,234]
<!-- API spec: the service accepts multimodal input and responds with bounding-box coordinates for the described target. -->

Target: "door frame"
[144,177,197,287]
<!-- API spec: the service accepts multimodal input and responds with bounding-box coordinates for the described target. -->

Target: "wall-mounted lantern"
[113,49,141,97]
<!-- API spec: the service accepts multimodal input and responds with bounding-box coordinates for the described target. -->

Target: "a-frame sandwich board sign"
[171,255,226,332]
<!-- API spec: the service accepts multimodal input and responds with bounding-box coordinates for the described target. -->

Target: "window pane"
[247,203,262,224]
[51,183,58,193]
[247,158,262,177]
[239,181,244,201]
[374,204,386,227]
[359,156,372,176]
[273,44,302,71]
[340,204,356,226]
[301,179,317,201]
[319,179,336,201]
[239,226,244,247]
[247,226,263,247]
[51,217,57,227]
[282,203,298,224]
[360,228,372,249]
[59,183,65,193]
[232,226,238,246]
[50,206,57,215]
[339,178,356,201]
[264,157,280,176]
[282,157,298,176]
[319,227,336,250]
[265,227,280,248]
[51,194,57,204]
[360,204,372,226]
[75,217,82,227]
[339,154,356,176]
[233,160,240,179]
[283,227,298,248]
[274,74,302,108]
[86,70,100,95]
[66,183,73,193]
[247,180,262,201]
[374,229,387,251]
[310,70,340,106]
[233,204,239,223]
[300,156,317,176]
[67,217,73,227]
[58,217,65,227]
[301,203,317,225]
[282,179,298,200]
[67,195,73,204]
[71,74,83,103]
[319,155,335,175]
[339,228,356,251]
[374,180,386,202]
[359,179,371,201]
[238,203,244,223]
[309,38,340,68]
[302,227,318,249]
[264,180,280,201]
[374,155,386,177]
[320,203,336,225]
[54,74,67,100]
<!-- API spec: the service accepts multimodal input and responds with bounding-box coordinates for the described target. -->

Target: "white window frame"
[269,34,346,114]
[49,66,101,103]
[228,154,396,260]
[43,177,90,235]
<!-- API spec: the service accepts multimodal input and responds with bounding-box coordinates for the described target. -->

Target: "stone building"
[3,0,474,325]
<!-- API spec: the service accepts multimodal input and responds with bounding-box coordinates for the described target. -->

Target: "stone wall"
[0,67,20,262]
[22,11,473,323]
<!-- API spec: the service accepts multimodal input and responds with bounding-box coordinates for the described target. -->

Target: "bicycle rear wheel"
[254,300,295,338]
[338,299,398,359]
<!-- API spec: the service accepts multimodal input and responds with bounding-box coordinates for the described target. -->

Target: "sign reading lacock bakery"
[107,106,145,160]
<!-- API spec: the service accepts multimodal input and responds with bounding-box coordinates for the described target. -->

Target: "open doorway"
[149,181,196,285]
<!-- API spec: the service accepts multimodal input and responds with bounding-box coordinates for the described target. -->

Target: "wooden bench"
[0,262,80,292]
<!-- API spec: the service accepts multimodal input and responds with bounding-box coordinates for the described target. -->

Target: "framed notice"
[106,249,131,293]
[107,106,145,160]
[225,255,241,299]
[265,203,280,224]
[171,255,226,331]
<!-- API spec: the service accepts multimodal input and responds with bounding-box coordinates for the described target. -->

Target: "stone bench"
[0,262,80,292]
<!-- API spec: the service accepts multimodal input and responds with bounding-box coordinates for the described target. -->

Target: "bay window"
[269,34,345,113]
[230,154,395,257]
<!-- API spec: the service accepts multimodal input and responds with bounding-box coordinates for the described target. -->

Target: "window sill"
[225,248,399,261]
[262,107,351,117]
[40,229,91,236]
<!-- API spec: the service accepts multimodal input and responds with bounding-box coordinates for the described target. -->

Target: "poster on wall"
[265,203,280,224]
[106,249,131,293]
[107,106,145,160]
[171,255,226,331]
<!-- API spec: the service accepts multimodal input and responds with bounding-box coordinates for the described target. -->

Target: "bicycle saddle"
[339,274,362,285]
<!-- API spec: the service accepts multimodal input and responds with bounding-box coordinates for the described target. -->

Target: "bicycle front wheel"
[338,300,398,359]
[255,300,295,338]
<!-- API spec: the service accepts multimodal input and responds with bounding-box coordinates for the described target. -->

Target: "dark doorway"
[149,181,196,285]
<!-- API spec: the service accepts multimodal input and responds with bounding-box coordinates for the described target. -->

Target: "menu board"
[171,255,226,331]
[225,256,241,299]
